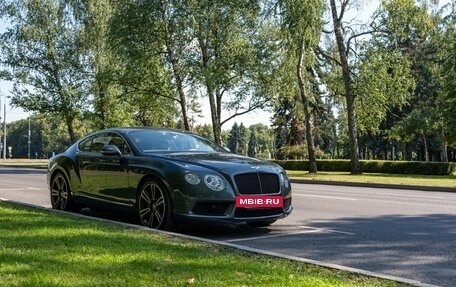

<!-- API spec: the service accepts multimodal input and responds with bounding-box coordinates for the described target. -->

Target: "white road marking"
[293,194,356,201]
[225,228,323,242]
[325,229,356,235]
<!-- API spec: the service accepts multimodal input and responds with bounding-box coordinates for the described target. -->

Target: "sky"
[0,0,449,127]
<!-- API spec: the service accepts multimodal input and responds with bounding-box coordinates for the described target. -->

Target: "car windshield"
[130,130,226,153]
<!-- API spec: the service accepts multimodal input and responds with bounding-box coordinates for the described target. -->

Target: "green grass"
[0,202,407,287]
[0,159,48,168]
[287,171,456,188]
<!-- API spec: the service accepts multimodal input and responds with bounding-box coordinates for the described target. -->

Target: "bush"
[318,160,350,171]
[274,160,308,170]
[273,160,456,175]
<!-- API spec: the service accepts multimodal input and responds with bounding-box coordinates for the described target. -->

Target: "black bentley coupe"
[47,128,292,230]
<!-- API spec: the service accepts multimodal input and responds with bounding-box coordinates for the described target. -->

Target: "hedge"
[273,160,456,175]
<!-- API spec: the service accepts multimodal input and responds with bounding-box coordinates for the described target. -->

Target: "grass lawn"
[0,159,48,168]
[0,202,407,287]
[287,171,456,188]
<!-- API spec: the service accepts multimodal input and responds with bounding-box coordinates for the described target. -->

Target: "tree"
[108,0,190,129]
[372,0,441,161]
[194,124,213,139]
[0,0,90,143]
[247,129,258,157]
[227,122,247,155]
[279,0,324,172]
[323,0,421,169]
[81,0,135,129]
[327,0,363,173]
[271,97,295,159]
[188,0,278,144]
[354,48,415,136]
[6,114,88,158]
[249,123,273,158]
[436,1,456,152]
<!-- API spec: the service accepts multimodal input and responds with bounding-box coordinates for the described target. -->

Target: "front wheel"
[137,179,174,230]
[50,172,75,211]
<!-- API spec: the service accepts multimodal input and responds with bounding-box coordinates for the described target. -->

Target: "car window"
[90,133,110,153]
[79,137,93,152]
[130,130,225,153]
[107,133,132,155]
[79,133,132,155]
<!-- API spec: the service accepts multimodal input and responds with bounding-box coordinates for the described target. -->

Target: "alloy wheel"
[138,181,167,229]
[50,173,70,211]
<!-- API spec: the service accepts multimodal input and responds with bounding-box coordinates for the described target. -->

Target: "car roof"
[77,127,204,143]
[99,127,196,136]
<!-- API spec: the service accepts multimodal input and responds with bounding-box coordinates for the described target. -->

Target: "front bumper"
[173,196,292,225]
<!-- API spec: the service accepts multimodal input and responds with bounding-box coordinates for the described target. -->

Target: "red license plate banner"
[235,196,283,208]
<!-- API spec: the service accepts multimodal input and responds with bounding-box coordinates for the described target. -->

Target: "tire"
[247,219,277,228]
[137,179,174,230]
[50,172,75,211]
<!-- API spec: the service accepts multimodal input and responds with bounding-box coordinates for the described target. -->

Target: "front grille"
[234,208,283,218]
[234,172,279,195]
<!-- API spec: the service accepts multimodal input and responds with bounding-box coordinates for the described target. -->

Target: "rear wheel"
[50,173,74,211]
[137,179,173,230]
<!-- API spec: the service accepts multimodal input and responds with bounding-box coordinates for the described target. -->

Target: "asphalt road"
[0,166,455,287]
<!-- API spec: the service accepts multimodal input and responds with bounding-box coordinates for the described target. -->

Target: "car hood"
[160,152,281,174]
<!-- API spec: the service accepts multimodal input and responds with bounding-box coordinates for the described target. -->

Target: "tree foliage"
[275,0,324,172]
[227,122,247,155]
[0,0,90,143]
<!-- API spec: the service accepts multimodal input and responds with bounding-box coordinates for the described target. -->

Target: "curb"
[0,198,442,287]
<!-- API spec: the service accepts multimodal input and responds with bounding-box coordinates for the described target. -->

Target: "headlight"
[204,174,225,191]
[280,172,290,189]
[184,173,201,185]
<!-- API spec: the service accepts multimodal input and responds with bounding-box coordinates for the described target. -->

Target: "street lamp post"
[1,94,6,160]
[28,116,31,159]
[0,95,2,159]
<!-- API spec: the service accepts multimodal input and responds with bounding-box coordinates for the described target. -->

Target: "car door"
[76,132,133,206]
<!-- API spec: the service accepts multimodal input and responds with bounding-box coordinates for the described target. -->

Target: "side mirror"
[100,145,121,156]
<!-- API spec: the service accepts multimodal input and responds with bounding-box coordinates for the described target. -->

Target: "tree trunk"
[405,142,413,160]
[96,77,107,129]
[296,39,317,173]
[197,28,222,144]
[209,91,222,145]
[423,135,429,162]
[441,142,448,162]
[65,116,76,144]
[169,52,190,131]
[329,0,361,174]
[162,3,190,131]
